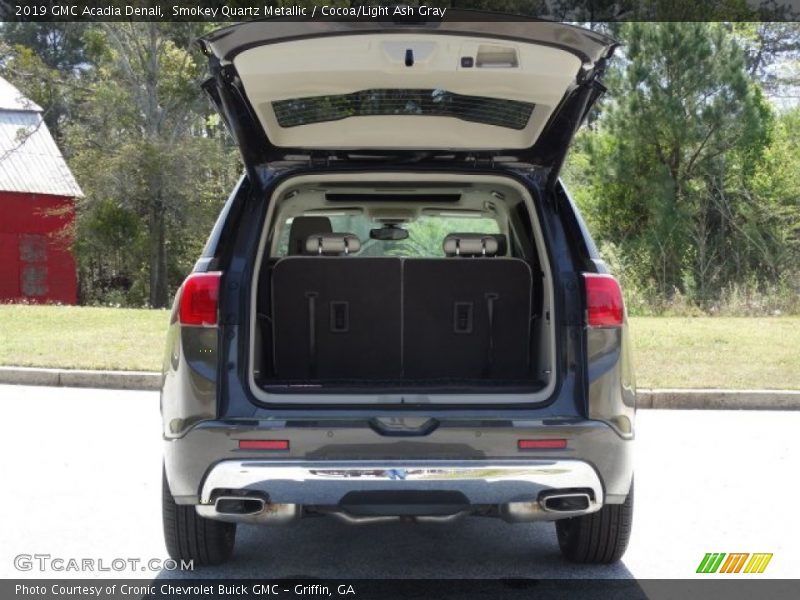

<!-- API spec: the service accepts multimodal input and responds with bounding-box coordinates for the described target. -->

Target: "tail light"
[178,272,222,326]
[583,273,624,328]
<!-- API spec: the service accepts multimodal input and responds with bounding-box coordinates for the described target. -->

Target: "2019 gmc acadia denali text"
[161,16,635,566]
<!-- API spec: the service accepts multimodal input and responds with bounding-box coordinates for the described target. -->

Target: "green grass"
[0,306,797,389]
[629,317,799,390]
[0,305,169,372]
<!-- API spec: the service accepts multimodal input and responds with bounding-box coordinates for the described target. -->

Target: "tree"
[576,23,772,305]
[733,22,800,98]
[65,23,239,307]
[0,22,88,142]
[733,107,800,282]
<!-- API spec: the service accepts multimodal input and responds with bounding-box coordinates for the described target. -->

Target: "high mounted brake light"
[583,273,624,328]
[178,272,222,327]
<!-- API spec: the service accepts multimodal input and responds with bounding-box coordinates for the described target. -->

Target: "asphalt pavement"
[1,384,798,581]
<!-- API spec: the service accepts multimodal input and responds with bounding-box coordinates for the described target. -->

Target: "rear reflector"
[178,272,222,327]
[583,273,624,328]
[518,439,567,450]
[238,440,289,451]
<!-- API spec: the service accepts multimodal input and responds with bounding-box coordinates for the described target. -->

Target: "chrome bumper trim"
[197,460,603,521]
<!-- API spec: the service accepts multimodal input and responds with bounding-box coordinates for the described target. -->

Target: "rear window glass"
[272,89,535,130]
[276,214,501,258]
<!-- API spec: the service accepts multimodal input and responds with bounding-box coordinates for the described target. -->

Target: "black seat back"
[403,259,532,380]
[271,257,402,380]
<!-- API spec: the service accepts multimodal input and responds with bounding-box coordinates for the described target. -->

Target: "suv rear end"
[161,15,635,566]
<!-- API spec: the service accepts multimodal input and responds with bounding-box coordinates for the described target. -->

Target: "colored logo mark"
[696,553,773,574]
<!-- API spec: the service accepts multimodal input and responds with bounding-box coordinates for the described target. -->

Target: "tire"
[555,481,633,564]
[162,468,236,566]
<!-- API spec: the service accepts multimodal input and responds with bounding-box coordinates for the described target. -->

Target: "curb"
[637,388,800,410]
[0,366,160,391]
[0,366,798,409]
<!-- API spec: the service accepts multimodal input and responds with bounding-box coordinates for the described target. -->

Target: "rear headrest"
[305,233,361,256]
[443,233,505,257]
[288,216,332,255]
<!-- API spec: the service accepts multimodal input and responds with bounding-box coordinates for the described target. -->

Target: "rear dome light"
[179,272,222,326]
[583,273,624,328]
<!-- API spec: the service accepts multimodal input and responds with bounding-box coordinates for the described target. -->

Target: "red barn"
[0,77,82,304]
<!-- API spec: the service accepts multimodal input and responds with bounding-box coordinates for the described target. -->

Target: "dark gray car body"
[161,174,635,510]
[161,17,634,529]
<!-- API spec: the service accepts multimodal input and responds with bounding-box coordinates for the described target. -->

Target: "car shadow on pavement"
[155,515,642,596]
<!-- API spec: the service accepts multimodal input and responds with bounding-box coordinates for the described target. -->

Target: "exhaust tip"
[215,496,266,515]
[541,493,591,513]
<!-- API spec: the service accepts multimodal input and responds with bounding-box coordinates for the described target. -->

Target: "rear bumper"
[195,459,604,523]
[164,416,634,510]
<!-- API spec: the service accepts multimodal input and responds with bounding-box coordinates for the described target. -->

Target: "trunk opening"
[247,172,556,405]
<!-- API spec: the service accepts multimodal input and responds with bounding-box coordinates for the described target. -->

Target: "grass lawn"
[629,317,799,389]
[0,305,797,389]
[0,305,169,372]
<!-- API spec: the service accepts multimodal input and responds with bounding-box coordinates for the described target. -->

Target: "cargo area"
[248,173,556,404]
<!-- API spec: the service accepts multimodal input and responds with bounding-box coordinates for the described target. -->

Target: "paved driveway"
[1,384,798,581]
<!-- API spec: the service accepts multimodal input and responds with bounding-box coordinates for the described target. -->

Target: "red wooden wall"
[0,191,77,304]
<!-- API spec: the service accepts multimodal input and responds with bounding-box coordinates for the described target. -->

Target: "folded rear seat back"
[403,258,533,380]
[403,232,532,381]
[271,256,402,380]
[269,231,532,385]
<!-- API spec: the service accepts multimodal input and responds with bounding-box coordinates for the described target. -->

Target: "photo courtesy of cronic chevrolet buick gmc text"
[161,15,635,567]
